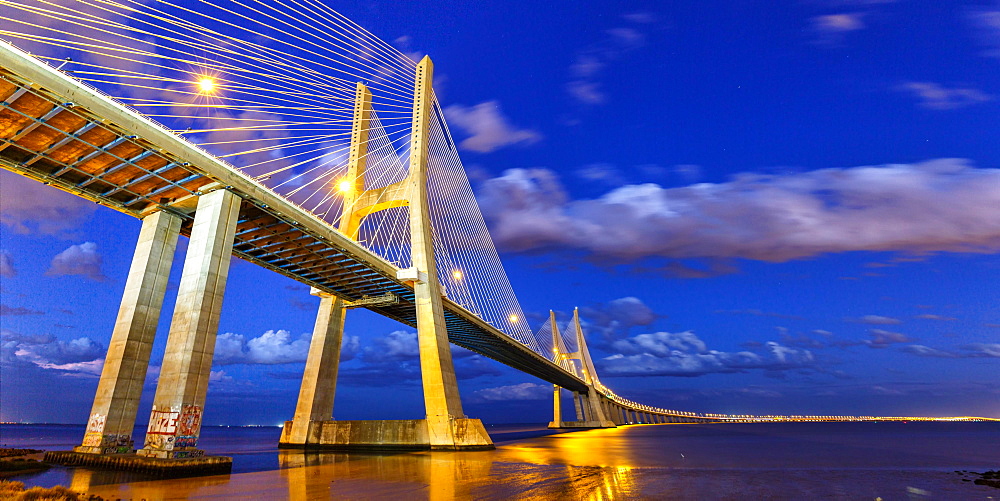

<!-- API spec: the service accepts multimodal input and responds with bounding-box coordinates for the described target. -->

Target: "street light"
[196,77,216,93]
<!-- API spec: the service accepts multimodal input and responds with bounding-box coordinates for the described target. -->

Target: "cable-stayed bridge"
[1,0,989,469]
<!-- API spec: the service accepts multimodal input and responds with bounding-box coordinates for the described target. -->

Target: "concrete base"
[548,420,617,429]
[135,447,207,459]
[44,451,232,476]
[278,419,494,451]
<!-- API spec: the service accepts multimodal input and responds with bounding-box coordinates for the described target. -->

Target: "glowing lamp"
[197,77,216,93]
[452,270,463,280]
[508,314,519,323]
[338,180,353,193]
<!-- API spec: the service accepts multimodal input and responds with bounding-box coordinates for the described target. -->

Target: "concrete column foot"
[278,418,494,450]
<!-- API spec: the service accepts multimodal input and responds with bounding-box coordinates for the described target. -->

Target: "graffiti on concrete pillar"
[171,449,205,458]
[85,413,106,433]
[145,408,180,450]
[98,433,133,453]
[82,432,102,447]
[178,405,202,436]
[147,408,179,435]
[81,413,107,447]
[144,433,175,450]
[175,404,202,449]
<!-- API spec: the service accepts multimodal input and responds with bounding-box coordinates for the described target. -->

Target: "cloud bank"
[479,159,1000,265]
[1,330,105,375]
[895,81,993,110]
[444,102,541,153]
[47,242,106,281]
[567,13,652,105]
[600,330,816,377]
[0,171,97,237]
[214,329,362,366]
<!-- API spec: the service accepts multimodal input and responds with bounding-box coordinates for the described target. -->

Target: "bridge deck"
[0,42,589,394]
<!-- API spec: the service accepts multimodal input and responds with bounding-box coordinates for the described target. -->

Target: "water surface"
[3,422,997,499]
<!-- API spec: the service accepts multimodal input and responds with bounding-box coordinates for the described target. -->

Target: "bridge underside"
[0,61,588,394]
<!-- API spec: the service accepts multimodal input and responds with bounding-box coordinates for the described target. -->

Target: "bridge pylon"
[548,308,616,429]
[279,57,492,451]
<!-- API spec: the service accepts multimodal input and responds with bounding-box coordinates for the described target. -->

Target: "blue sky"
[2,0,999,425]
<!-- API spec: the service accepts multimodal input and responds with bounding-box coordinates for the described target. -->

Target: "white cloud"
[362,330,419,362]
[210,370,232,383]
[600,330,816,377]
[864,329,913,348]
[622,12,656,24]
[0,172,97,238]
[479,159,1000,265]
[444,101,541,153]
[576,164,625,185]
[473,382,550,402]
[1,330,104,375]
[46,242,106,281]
[895,82,993,110]
[581,297,658,343]
[901,345,958,358]
[967,5,1000,57]
[915,314,957,321]
[963,343,1000,357]
[0,251,15,277]
[902,343,1000,358]
[566,18,650,105]
[214,329,315,365]
[1,305,44,316]
[846,315,901,325]
[611,331,707,357]
[813,13,866,33]
[36,359,104,375]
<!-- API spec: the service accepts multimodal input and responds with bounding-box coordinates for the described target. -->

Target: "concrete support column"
[137,189,241,459]
[283,291,347,446]
[407,58,479,449]
[551,385,562,427]
[406,57,491,449]
[573,393,585,421]
[75,211,181,454]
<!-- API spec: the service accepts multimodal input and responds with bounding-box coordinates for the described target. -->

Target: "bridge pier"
[137,188,241,459]
[611,404,624,426]
[74,210,181,455]
[280,59,492,451]
[547,310,615,429]
[402,56,491,450]
[281,291,347,446]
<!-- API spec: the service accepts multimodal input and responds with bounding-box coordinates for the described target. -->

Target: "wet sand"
[68,423,998,500]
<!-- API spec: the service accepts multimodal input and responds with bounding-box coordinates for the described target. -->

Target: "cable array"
[425,94,539,350]
[1,0,415,229]
[1,0,547,354]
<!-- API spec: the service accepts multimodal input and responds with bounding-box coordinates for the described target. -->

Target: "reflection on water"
[71,444,643,500]
[22,422,1000,500]
[276,449,639,500]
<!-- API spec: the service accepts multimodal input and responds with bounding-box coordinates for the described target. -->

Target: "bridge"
[0,1,989,468]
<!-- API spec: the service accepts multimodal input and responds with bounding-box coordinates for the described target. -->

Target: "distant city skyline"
[2,0,998,425]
